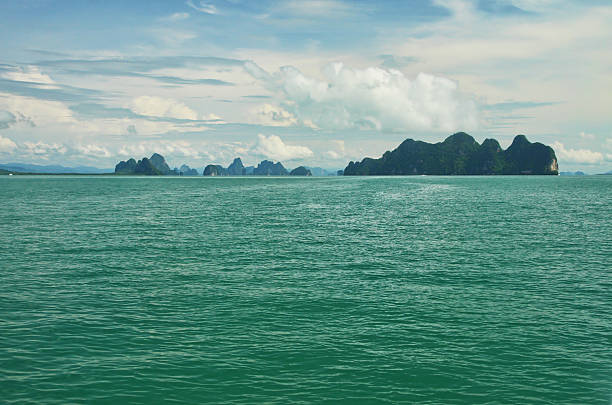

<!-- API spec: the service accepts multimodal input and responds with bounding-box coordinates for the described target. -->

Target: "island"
[344,132,558,175]
[252,160,289,176]
[115,154,306,176]
[289,166,312,176]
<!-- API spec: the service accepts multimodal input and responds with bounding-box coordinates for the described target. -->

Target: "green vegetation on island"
[114,154,311,176]
[289,166,312,176]
[344,132,559,175]
[203,164,228,176]
[253,160,289,176]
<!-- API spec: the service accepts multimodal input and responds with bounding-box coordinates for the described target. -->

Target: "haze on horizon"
[0,0,610,172]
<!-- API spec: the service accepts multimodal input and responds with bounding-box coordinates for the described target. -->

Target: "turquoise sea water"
[1,175,611,404]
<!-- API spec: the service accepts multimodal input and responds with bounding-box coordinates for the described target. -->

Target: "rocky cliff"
[253,160,289,176]
[289,166,312,176]
[344,133,558,175]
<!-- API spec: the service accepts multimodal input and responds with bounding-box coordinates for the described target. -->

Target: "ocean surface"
[1,175,611,404]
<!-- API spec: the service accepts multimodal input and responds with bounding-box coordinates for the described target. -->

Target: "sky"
[0,0,611,172]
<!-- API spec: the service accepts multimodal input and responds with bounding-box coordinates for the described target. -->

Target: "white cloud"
[552,141,603,164]
[579,131,595,140]
[254,104,298,127]
[1,66,55,86]
[0,135,17,153]
[203,113,224,123]
[76,144,111,158]
[250,62,478,132]
[161,12,190,21]
[129,96,198,120]
[186,0,217,14]
[118,140,201,159]
[325,140,345,159]
[23,141,67,156]
[390,1,612,133]
[252,134,313,161]
[0,94,74,126]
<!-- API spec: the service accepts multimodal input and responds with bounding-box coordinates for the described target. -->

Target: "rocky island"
[115,154,313,176]
[344,133,558,175]
[289,166,312,176]
[115,153,199,176]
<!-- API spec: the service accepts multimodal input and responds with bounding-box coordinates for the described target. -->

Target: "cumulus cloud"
[0,135,17,153]
[76,144,111,158]
[254,104,298,127]
[0,94,74,126]
[252,134,313,161]
[129,96,198,120]
[248,62,478,132]
[23,141,67,156]
[579,131,595,140]
[118,140,201,159]
[552,141,603,164]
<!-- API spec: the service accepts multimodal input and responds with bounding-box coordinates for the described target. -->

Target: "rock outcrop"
[227,158,246,175]
[149,153,172,175]
[253,160,289,176]
[115,155,166,175]
[203,164,228,176]
[289,166,312,176]
[115,158,138,174]
[179,164,199,176]
[344,133,558,175]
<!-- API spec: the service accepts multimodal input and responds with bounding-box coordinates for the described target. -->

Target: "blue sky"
[0,0,610,171]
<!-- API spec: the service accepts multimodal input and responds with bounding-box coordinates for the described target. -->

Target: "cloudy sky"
[0,0,611,171]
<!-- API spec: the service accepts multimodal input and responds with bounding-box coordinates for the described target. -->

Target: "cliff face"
[133,158,161,175]
[344,133,558,175]
[179,164,199,176]
[253,160,288,176]
[115,156,165,175]
[115,158,138,174]
[150,153,172,174]
[203,164,228,176]
[501,135,558,175]
[227,158,246,175]
[289,166,312,176]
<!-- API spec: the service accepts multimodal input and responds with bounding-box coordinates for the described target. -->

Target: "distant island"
[114,155,316,176]
[344,132,559,175]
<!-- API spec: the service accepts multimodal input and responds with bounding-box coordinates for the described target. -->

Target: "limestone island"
[114,155,314,176]
[344,132,558,175]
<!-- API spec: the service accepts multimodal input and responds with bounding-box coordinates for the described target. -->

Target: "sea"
[1,175,611,404]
